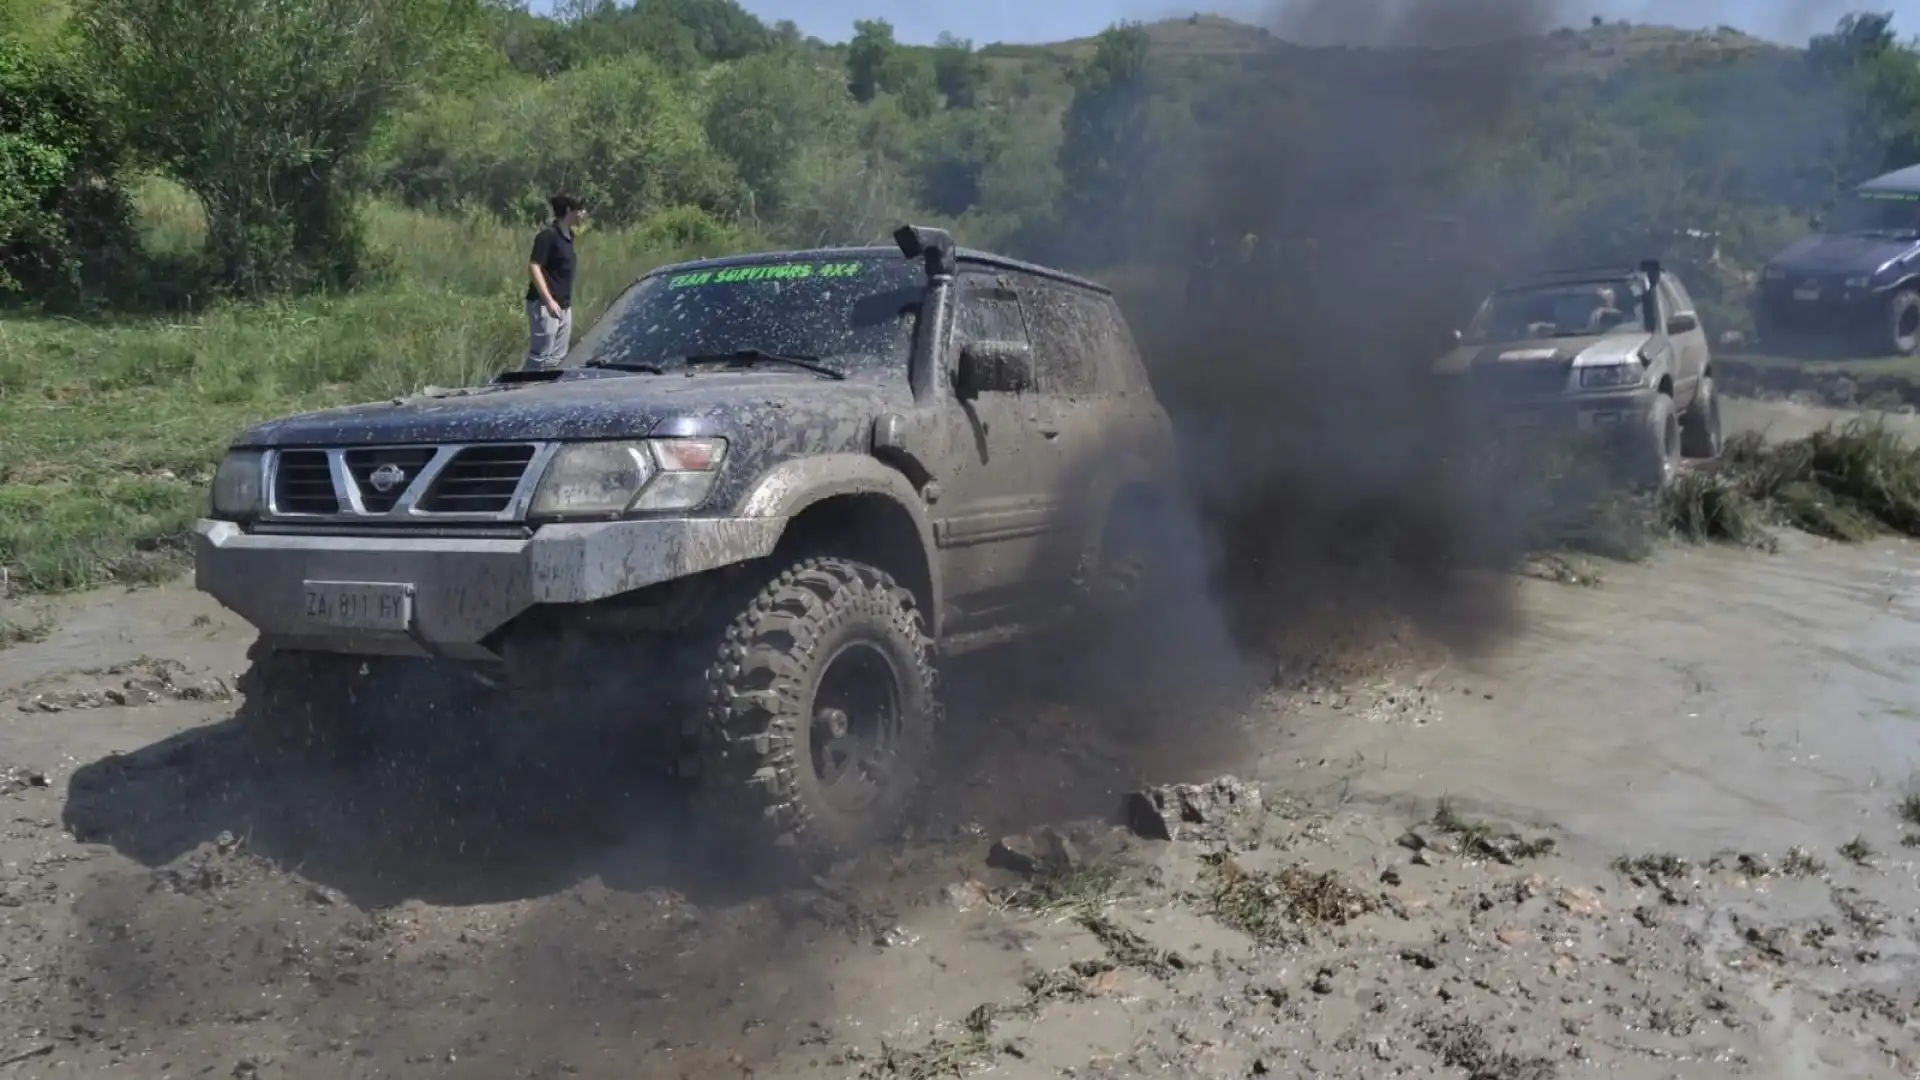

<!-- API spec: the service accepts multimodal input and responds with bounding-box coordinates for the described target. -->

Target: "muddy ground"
[2,397,1919,1079]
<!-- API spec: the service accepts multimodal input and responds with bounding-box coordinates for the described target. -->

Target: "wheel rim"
[808,640,904,814]
[1707,390,1723,455]
[1900,303,1920,350]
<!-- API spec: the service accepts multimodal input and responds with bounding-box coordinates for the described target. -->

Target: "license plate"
[1792,287,1820,301]
[302,581,414,632]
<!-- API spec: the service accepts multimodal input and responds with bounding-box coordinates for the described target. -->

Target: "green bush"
[78,0,487,296]
[382,57,745,228]
[0,34,137,306]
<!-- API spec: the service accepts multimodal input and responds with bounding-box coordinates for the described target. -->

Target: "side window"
[1657,277,1686,319]
[1662,276,1695,316]
[1020,283,1101,395]
[953,276,1029,351]
[1085,293,1149,393]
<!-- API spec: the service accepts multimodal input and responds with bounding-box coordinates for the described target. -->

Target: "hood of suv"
[235,368,906,447]
[1433,332,1650,374]
[1767,232,1920,277]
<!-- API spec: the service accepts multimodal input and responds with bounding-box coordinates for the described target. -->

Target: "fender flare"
[735,454,943,629]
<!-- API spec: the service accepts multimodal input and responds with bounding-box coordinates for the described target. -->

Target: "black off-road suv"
[193,226,1180,860]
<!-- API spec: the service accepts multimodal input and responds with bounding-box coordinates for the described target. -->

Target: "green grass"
[1659,423,1920,548]
[0,180,746,594]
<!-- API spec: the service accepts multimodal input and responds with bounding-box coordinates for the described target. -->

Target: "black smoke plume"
[1119,0,1582,663]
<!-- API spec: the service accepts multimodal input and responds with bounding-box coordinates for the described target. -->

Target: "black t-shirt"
[526,223,576,309]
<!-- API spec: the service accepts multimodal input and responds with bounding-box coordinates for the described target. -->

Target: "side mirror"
[954,340,1034,399]
[1666,313,1699,334]
[1446,328,1463,347]
[1810,213,1824,231]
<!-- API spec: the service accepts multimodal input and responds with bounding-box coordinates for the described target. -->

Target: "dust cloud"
[948,0,1591,833]
[1103,0,1581,685]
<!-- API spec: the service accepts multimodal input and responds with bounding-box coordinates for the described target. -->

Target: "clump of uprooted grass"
[1490,418,1920,561]
[1659,421,1920,548]
[1200,852,1379,946]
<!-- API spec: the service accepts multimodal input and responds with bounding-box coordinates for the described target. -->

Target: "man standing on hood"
[524,193,585,371]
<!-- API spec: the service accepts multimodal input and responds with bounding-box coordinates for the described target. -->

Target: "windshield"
[1463,279,1644,343]
[570,256,925,377]
[1827,190,1920,237]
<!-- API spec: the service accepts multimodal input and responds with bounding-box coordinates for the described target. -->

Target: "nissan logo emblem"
[369,463,408,493]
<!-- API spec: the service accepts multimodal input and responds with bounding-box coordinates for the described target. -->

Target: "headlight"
[1578,362,1644,390]
[210,451,264,519]
[528,438,728,519]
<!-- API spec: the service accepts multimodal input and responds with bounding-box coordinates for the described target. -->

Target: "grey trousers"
[525,300,573,370]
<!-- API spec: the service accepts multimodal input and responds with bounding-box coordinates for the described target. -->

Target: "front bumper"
[1477,386,1658,434]
[1754,281,1882,337]
[193,516,786,659]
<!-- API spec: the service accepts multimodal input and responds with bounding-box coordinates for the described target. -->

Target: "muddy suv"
[1432,260,1723,488]
[192,226,1180,860]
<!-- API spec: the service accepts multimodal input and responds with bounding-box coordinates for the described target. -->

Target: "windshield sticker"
[666,261,869,288]
[1860,190,1920,201]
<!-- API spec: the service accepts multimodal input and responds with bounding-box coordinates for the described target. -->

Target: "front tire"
[1633,393,1681,492]
[695,557,938,862]
[1879,287,1920,357]
[1680,375,1724,460]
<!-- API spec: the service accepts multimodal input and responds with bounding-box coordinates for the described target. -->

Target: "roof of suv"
[1499,265,1657,290]
[647,245,1113,296]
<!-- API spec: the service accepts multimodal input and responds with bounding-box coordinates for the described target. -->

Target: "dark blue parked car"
[1754,164,1920,356]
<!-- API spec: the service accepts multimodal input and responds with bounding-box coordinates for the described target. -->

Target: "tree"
[846,18,893,103]
[384,57,742,227]
[80,0,485,295]
[879,49,939,119]
[0,32,135,304]
[1807,12,1920,183]
[1057,23,1154,262]
[703,51,856,225]
[932,32,985,108]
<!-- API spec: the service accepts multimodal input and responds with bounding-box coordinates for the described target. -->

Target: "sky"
[529,0,1919,47]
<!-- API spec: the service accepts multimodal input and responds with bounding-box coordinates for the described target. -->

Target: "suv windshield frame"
[1464,277,1647,344]
[570,255,929,379]
[1828,190,1920,237]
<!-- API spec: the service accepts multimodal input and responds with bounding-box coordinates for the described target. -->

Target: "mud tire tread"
[1633,393,1680,492]
[695,556,939,861]
[1881,288,1920,358]
[1679,375,1723,460]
